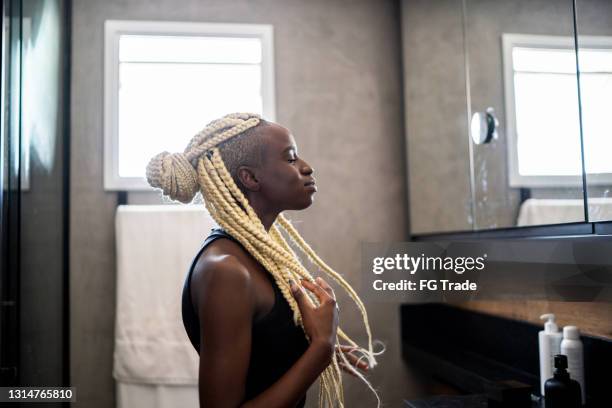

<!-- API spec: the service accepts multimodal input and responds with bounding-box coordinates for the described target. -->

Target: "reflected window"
[104,21,276,190]
[502,34,612,187]
[577,47,612,177]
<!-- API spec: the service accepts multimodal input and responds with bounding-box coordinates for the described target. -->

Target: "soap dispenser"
[561,326,585,405]
[539,313,562,396]
[544,354,582,408]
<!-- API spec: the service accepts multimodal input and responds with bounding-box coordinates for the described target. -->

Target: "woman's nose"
[300,161,314,175]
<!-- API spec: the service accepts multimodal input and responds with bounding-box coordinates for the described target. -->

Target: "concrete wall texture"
[70,0,413,407]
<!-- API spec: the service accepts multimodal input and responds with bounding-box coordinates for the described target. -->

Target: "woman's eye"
[288,158,297,163]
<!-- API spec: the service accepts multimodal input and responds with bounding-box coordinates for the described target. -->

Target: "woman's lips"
[304,181,317,191]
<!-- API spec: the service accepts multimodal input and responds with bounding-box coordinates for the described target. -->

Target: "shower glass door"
[1,0,69,397]
[1,0,22,387]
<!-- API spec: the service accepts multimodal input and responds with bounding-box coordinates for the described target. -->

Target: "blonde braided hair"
[146,112,382,407]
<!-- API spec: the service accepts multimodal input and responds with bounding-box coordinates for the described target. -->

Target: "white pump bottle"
[561,325,585,405]
[539,313,563,396]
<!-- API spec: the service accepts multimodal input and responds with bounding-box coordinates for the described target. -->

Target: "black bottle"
[544,354,582,408]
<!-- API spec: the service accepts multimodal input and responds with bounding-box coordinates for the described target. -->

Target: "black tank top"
[182,228,309,407]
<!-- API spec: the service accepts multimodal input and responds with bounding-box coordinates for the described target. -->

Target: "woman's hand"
[335,345,370,377]
[290,277,339,361]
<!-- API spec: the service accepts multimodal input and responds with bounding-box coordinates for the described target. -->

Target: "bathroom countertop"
[403,394,548,408]
[400,304,611,407]
[404,394,489,408]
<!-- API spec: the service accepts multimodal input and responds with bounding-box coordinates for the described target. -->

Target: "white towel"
[113,204,216,385]
[116,382,198,408]
[517,197,612,226]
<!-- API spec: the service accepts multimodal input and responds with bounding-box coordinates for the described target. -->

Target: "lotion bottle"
[539,313,562,396]
[561,325,585,405]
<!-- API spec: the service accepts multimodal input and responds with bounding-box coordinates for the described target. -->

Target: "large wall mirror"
[576,0,612,223]
[403,0,611,235]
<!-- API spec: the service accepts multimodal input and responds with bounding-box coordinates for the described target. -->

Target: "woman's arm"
[241,340,332,408]
[195,256,254,407]
[194,258,336,408]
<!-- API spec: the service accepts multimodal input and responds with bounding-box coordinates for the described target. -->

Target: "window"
[104,21,275,190]
[502,34,612,188]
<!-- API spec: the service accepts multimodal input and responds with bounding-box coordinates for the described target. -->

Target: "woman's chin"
[292,195,316,210]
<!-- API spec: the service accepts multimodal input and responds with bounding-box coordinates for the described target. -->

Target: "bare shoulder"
[190,238,254,309]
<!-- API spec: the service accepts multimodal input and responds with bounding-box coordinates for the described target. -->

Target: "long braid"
[202,152,313,311]
[197,153,303,323]
[276,214,379,368]
[146,112,381,408]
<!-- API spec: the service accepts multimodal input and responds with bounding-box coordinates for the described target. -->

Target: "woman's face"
[255,123,317,211]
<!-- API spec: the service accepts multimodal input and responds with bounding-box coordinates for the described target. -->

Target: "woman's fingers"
[315,277,335,299]
[290,280,314,310]
[336,345,369,371]
[301,278,334,305]
[344,353,369,371]
[344,353,370,371]
[338,362,358,377]
[339,361,369,378]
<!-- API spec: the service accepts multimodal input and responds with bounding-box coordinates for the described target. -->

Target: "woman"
[146,113,380,408]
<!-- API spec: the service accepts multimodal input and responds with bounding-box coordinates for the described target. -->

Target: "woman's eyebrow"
[282,146,297,154]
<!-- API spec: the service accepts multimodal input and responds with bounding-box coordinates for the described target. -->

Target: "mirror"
[465,0,586,231]
[403,0,474,235]
[405,0,588,235]
[575,0,612,223]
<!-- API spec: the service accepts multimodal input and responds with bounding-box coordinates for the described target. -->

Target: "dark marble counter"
[403,393,547,408]
[404,394,488,408]
[400,304,610,407]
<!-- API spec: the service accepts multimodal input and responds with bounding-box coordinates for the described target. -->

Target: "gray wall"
[71,0,415,407]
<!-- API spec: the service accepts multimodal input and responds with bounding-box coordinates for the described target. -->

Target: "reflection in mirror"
[576,0,612,223]
[403,0,473,235]
[470,108,499,145]
[465,0,586,231]
[404,0,587,235]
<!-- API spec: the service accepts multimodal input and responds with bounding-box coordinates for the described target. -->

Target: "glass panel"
[403,0,473,235]
[514,72,582,177]
[117,35,265,179]
[18,0,68,396]
[464,0,586,230]
[575,0,612,222]
[0,0,21,386]
[119,35,262,64]
[513,47,577,73]
[581,71,612,175]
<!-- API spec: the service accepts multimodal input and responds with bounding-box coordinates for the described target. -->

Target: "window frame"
[502,33,612,188]
[103,20,276,190]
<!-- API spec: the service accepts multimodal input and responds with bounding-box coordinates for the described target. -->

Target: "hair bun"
[145,151,199,203]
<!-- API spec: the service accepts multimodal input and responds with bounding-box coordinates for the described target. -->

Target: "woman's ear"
[237,166,261,192]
